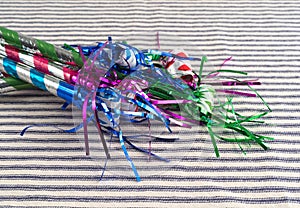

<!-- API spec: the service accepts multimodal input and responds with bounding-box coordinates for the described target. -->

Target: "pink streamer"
[217,89,256,97]
[82,93,91,156]
[207,56,233,78]
[156,31,160,49]
[151,99,192,105]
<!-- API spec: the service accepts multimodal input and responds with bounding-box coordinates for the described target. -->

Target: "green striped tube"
[0,26,83,69]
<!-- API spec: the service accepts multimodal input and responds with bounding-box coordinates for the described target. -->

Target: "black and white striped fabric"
[0,1,299,207]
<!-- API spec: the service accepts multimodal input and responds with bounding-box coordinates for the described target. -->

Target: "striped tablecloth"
[0,1,299,207]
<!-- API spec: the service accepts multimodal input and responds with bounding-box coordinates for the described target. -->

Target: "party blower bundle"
[0,27,273,181]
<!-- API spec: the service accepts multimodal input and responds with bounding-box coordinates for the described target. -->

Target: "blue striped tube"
[0,55,73,103]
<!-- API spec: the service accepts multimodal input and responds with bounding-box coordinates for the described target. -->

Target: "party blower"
[0,26,273,181]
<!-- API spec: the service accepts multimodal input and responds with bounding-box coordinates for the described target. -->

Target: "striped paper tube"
[0,26,83,68]
[0,55,74,103]
[0,44,78,84]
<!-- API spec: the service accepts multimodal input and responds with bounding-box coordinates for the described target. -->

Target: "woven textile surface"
[0,0,299,207]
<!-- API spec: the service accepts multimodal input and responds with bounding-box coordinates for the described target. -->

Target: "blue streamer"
[118,130,141,182]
